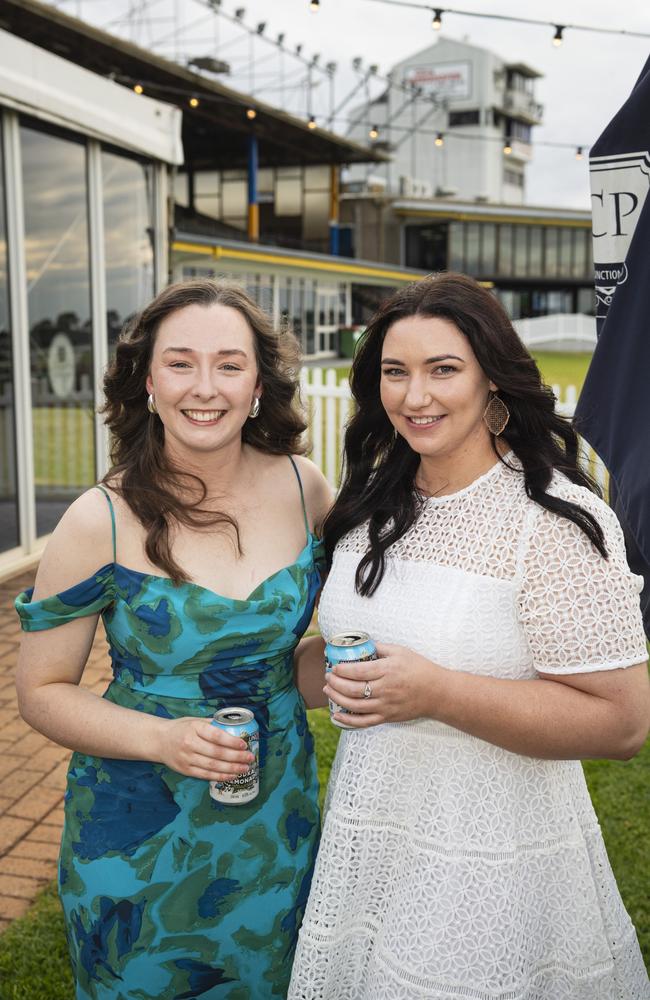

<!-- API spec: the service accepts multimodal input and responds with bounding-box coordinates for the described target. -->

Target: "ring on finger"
[363,681,372,699]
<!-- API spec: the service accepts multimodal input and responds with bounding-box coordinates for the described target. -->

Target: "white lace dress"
[289,459,650,1000]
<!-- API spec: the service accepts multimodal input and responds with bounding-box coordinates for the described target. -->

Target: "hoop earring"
[248,396,260,419]
[147,393,157,415]
[483,392,510,436]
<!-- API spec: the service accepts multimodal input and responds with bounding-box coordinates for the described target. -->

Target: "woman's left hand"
[324,642,439,727]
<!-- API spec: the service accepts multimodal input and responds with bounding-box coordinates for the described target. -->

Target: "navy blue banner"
[574,56,650,636]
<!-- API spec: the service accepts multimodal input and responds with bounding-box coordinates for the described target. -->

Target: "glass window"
[292,279,305,351]
[21,123,95,537]
[577,287,595,315]
[448,110,480,127]
[528,226,543,276]
[465,223,480,274]
[572,228,589,279]
[559,228,573,276]
[480,223,496,273]
[544,227,558,277]
[497,224,513,275]
[547,289,572,313]
[449,222,464,271]
[279,277,290,327]
[338,283,347,326]
[304,280,315,355]
[0,131,19,552]
[495,289,517,320]
[102,149,155,347]
[513,225,528,277]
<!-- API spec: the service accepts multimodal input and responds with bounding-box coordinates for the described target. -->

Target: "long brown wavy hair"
[324,272,607,596]
[102,279,306,582]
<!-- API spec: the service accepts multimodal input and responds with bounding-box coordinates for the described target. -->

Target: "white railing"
[514,314,597,352]
[302,368,608,491]
[300,367,353,487]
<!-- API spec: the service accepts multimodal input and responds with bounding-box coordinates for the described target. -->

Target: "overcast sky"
[54,0,650,208]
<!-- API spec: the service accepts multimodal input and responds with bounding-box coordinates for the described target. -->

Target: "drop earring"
[483,392,510,436]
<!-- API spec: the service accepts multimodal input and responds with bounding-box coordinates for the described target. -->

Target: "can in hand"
[210,707,260,804]
[325,631,378,729]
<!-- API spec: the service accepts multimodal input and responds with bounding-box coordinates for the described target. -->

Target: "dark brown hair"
[102,279,306,582]
[324,272,607,596]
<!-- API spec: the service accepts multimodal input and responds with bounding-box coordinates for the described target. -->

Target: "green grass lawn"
[530,351,592,394]
[0,710,647,997]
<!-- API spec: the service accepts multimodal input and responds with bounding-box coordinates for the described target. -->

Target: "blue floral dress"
[15,459,324,1000]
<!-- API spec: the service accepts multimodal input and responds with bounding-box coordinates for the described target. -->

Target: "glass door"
[0,129,19,553]
[21,123,95,538]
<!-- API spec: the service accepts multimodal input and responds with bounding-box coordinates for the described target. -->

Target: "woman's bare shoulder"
[31,488,116,600]
[290,455,334,535]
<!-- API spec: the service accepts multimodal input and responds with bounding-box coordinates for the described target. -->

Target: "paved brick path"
[0,569,111,933]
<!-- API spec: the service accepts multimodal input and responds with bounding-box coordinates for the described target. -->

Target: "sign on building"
[403,61,471,100]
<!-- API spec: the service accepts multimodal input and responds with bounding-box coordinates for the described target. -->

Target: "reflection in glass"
[529,227,543,276]
[465,223,480,275]
[545,228,558,278]
[559,229,572,276]
[572,229,589,279]
[480,224,496,274]
[0,134,19,552]
[497,225,513,276]
[513,226,528,277]
[21,124,95,537]
[449,222,464,271]
[103,150,154,346]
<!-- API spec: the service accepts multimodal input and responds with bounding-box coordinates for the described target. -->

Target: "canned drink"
[210,707,260,804]
[325,631,378,729]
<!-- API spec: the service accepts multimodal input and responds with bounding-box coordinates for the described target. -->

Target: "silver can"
[325,631,378,729]
[209,707,260,804]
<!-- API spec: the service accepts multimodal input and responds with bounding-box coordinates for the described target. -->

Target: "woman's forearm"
[18,682,169,761]
[430,666,649,760]
[294,635,328,709]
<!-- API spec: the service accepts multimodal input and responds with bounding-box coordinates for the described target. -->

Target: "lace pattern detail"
[289,459,649,999]
[519,479,646,672]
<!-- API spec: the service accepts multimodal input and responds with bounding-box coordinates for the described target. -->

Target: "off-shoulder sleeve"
[15,564,115,632]
[518,484,647,675]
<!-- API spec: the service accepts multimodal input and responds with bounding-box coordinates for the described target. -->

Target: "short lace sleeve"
[518,483,647,674]
[15,564,114,632]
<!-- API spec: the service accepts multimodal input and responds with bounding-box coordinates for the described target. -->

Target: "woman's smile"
[181,408,226,425]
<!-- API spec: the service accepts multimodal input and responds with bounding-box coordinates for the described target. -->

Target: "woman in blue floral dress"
[15,280,332,1000]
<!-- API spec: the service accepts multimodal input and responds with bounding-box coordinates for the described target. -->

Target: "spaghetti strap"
[288,456,310,543]
[96,486,117,563]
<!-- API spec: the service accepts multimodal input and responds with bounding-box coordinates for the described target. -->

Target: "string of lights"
[357,0,650,45]
[123,72,591,158]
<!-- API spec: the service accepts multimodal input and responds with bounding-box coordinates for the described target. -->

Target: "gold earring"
[147,393,157,415]
[248,396,260,419]
[483,392,510,436]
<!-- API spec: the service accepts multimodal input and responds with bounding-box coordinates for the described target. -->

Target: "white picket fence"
[0,370,606,498]
[301,368,607,490]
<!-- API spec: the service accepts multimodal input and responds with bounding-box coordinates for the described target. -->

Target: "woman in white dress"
[289,273,650,1000]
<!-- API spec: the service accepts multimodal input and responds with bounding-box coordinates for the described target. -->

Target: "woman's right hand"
[158,716,255,781]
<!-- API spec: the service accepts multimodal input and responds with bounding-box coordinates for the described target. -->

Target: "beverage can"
[324,631,378,729]
[210,707,259,804]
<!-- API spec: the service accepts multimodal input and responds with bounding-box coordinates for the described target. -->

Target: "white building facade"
[347,36,543,204]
